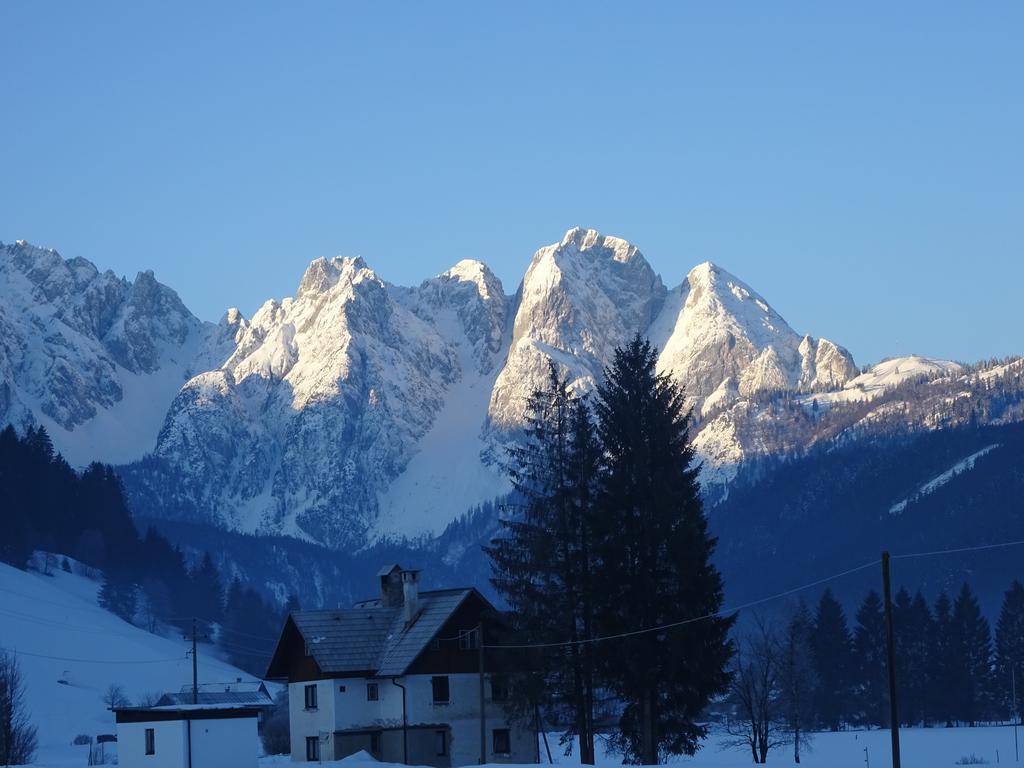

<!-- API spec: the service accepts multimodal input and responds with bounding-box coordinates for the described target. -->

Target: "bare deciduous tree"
[779,604,816,763]
[724,619,790,764]
[102,684,129,710]
[0,650,38,765]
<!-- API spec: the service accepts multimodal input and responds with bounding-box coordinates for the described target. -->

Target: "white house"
[266,565,537,766]
[114,703,260,768]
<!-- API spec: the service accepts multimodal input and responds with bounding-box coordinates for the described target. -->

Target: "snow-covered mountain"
[8,228,1007,551]
[650,261,856,416]
[0,240,238,465]
[487,227,666,429]
[130,227,869,547]
[145,254,511,547]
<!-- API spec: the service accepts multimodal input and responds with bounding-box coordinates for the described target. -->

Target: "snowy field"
[259,728,1023,768]
[24,727,1023,767]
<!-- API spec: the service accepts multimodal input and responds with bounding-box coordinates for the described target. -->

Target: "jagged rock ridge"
[7,228,961,551]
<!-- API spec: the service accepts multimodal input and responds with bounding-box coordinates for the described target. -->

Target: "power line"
[0,645,186,665]
[482,536,1024,651]
[891,538,1024,560]
[483,558,882,650]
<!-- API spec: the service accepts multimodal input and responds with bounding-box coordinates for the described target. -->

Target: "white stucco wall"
[289,680,337,760]
[289,674,534,765]
[117,715,258,768]
[189,716,258,768]
[118,720,186,768]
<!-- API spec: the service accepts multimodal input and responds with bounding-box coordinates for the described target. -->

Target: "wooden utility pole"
[881,552,901,768]
[191,618,199,703]
[184,618,201,704]
[478,623,486,765]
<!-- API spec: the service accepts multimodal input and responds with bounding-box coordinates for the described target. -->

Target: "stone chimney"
[402,569,421,626]
[379,565,404,608]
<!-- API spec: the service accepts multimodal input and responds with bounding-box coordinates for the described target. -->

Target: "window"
[458,628,479,650]
[144,728,155,755]
[430,638,441,650]
[490,675,509,702]
[306,736,320,761]
[366,682,379,701]
[435,729,447,756]
[369,732,381,754]
[431,675,450,704]
[304,684,318,710]
[339,685,346,693]
[492,728,511,755]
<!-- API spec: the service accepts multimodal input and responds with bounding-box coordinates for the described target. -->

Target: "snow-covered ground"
[256,727,1023,767]
[0,557,261,767]
[6,558,1019,768]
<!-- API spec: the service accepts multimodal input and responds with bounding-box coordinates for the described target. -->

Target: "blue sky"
[2,2,1021,365]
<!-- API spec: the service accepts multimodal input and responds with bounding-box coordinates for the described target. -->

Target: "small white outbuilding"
[114,703,259,768]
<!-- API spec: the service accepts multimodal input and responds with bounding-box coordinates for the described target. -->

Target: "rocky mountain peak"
[489,228,666,429]
[296,255,371,298]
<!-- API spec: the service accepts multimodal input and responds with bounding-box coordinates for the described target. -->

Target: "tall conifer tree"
[486,362,601,763]
[931,592,958,725]
[852,591,888,726]
[894,589,933,725]
[593,335,733,763]
[995,580,1024,719]
[951,583,994,725]
[810,589,852,731]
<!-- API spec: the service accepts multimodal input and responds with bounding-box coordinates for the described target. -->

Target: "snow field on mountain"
[889,443,1002,514]
[0,557,260,766]
[804,355,963,408]
[373,303,511,540]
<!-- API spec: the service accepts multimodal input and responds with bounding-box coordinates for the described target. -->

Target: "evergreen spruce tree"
[995,580,1024,720]
[950,583,994,725]
[222,580,279,675]
[852,591,888,727]
[593,336,733,763]
[931,592,958,725]
[98,574,137,621]
[810,589,853,731]
[189,553,225,634]
[486,362,601,763]
[894,589,933,725]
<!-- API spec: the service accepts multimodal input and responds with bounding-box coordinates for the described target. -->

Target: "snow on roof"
[279,588,479,677]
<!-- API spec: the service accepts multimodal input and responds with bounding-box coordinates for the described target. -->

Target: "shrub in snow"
[0,650,38,765]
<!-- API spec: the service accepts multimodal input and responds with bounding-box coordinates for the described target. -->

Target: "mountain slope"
[145,255,511,546]
[0,240,237,465]
[0,556,258,766]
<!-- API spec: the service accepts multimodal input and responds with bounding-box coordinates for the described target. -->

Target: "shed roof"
[156,690,273,708]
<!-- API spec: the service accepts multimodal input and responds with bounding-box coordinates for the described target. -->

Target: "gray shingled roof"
[156,691,273,707]
[290,588,474,677]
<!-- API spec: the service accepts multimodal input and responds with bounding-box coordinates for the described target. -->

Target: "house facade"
[266,565,536,766]
[114,704,259,768]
